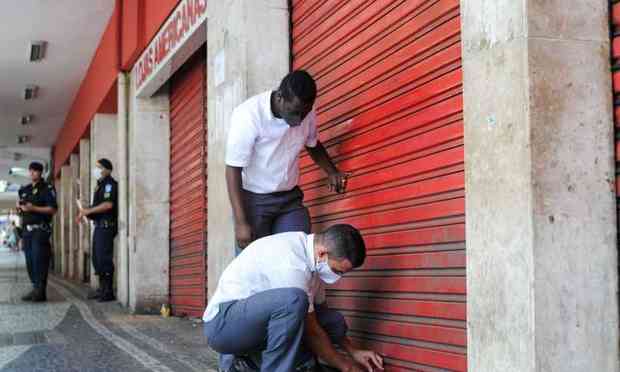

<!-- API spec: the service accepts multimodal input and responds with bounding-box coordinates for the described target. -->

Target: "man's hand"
[76,211,86,224]
[235,221,253,249]
[340,360,365,372]
[20,203,34,213]
[328,171,350,194]
[350,350,384,372]
[76,206,90,224]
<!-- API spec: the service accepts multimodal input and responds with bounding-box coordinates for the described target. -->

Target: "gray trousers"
[204,288,348,372]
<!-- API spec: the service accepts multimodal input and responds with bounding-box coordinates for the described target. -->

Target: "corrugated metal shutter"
[169,46,208,318]
[611,0,620,330]
[292,1,466,371]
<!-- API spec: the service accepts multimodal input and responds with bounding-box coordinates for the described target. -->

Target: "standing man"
[18,162,57,302]
[203,225,383,372]
[77,158,118,302]
[226,70,349,249]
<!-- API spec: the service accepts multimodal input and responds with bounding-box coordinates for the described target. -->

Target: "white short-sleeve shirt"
[202,232,325,322]
[225,91,319,194]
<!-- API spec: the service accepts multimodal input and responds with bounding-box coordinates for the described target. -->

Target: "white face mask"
[316,255,341,284]
[93,167,103,180]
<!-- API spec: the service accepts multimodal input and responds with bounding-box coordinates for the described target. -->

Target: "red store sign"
[135,0,207,93]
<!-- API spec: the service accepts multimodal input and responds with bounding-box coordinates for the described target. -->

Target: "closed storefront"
[292,1,466,370]
[169,46,208,317]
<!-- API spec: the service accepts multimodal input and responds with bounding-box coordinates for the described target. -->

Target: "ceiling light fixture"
[20,115,33,125]
[29,41,47,62]
[9,167,28,178]
[17,135,30,144]
[23,85,38,100]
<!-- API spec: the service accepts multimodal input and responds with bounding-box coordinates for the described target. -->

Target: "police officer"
[77,158,118,302]
[17,162,57,302]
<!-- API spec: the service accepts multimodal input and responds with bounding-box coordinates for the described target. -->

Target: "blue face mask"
[316,256,341,284]
[93,167,103,180]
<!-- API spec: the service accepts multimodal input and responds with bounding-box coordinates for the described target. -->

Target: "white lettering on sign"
[135,0,207,92]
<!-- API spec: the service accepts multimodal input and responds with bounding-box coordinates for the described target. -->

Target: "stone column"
[53,178,62,274]
[207,0,290,297]
[117,72,130,307]
[128,75,170,314]
[90,114,119,288]
[60,165,71,278]
[79,139,91,283]
[462,1,619,371]
[68,154,79,281]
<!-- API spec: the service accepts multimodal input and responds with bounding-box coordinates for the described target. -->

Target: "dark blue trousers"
[243,186,311,238]
[92,226,116,275]
[22,229,51,290]
[205,288,348,372]
[235,187,311,256]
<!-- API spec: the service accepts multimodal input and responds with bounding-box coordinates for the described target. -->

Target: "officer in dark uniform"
[77,158,118,302]
[17,162,57,302]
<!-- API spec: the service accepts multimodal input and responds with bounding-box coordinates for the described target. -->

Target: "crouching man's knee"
[280,287,309,323]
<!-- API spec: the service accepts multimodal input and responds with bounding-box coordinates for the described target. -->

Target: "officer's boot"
[21,288,35,302]
[98,274,115,302]
[87,276,103,300]
[31,286,46,302]
[40,280,47,301]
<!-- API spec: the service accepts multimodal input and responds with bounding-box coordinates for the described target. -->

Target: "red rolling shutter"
[611,1,620,340]
[292,1,466,370]
[169,46,208,318]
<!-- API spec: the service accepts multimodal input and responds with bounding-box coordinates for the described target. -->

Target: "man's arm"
[306,141,349,194]
[27,205,56,215]
[23,186,58,215]
[225,166,253,248]
[306,141,338,174]
[78,181,116,220]
[304,312,363,372]
[83,202,113,215]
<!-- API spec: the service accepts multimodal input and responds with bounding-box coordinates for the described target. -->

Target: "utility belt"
[94,220,116,229]
[25,223,51,233]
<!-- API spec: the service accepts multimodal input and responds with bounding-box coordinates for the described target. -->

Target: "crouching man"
[203,224,384,372]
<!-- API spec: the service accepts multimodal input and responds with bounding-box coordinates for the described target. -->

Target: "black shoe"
[316,364,339,372]
[98,292,115,302]
[21,289,35,302]
[296,358,322,372]
[87,289,101,300]
[230,356,259,372]
[88,277,103,300]
[30,288,47,302]
[98,274,115,302]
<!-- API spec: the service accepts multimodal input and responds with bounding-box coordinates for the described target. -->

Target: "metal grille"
[292,1,466,370]
[169,46,208,318]
[611,0,620,337]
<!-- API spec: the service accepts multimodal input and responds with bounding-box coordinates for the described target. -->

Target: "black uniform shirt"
[18,181,58,226]
[90,175,118,222]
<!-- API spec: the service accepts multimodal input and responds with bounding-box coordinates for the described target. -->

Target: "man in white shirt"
[226,70,349,250]
[203,224,383,372]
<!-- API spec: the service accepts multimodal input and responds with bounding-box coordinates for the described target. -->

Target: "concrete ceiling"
[0,0,115,198]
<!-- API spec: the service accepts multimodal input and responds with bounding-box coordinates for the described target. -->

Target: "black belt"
[25,224,50,232]
[243,186,301,198]
[94,221,116,228]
